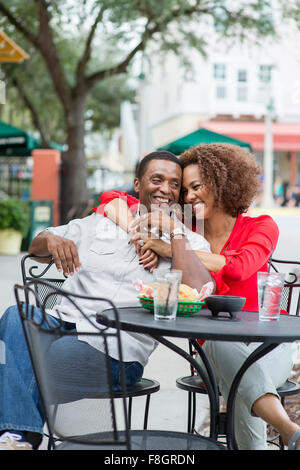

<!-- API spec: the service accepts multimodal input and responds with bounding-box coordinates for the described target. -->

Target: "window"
[256,86,268,103]
[237,87,247,102]
[213,2,228,32]
[216,86,226,99]
[214,63,226,80]
[259,2,273,27]
[237,69,247,82]
[259,65,272,83]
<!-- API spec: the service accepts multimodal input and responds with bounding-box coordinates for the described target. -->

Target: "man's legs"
[200,341,293,450]
[0,305,46,436]
[46,334,144,403]
[0,305,143,449]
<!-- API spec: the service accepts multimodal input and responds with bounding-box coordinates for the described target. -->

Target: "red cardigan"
[95,191,279,313]
[208,212,279,312]
[94,190,140,216]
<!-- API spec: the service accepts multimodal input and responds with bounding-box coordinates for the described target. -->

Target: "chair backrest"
[14,280,131,450]
[269,258,300,316]
[21,254,66,309]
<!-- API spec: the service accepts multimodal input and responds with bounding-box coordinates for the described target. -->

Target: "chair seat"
[277,379,300,397]
[110,378,160,398]
[176,375,222,395]
[55,430,226,450]
[125,378,160,397]
[177,376,300,398]
[176,375,207,393]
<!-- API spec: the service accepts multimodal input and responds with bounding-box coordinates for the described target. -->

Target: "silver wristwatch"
[170,227,186,240]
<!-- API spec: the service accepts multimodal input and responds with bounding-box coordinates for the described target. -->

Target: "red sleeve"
[210,270,231,296]
[198,217,280,347]
[92,190,140,216]
[211,216,279,291]
[222,217,278,281]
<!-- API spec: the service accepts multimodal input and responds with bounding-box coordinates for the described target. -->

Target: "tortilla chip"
[140,283,199,302]
[178,284,199,301]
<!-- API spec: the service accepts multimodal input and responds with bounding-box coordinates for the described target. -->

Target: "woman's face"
[182,164,215,219]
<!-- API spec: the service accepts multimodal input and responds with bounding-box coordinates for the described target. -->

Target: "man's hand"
[46,234,81,276]
[29,232,81,276]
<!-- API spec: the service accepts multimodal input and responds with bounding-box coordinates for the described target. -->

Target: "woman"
[98,143,300,450]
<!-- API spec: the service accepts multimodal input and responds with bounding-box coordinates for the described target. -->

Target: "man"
[0,151,212,450]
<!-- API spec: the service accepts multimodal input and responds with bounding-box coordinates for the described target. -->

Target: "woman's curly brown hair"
[179,143,262,217]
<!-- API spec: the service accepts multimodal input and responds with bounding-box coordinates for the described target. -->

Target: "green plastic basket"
[138,296,204,317]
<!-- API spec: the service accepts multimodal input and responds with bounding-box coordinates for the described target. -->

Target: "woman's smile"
[182,164,213,219]
[192,201,205,216]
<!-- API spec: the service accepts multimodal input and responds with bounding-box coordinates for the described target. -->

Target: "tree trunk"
[64,90,89,219]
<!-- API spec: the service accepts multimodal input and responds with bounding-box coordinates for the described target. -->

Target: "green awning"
[0,120,64,156]
[158,127,252,154]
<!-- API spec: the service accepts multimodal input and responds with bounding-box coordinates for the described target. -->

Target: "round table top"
[97,307,300,343]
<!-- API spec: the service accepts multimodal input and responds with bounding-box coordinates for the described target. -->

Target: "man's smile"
[151,195,172,205]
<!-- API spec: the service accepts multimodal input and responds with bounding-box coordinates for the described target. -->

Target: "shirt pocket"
[83,239,119,272]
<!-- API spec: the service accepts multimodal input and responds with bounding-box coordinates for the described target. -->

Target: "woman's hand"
[139,245,159,272]
[128,230,159,272]
[129,228,172,263]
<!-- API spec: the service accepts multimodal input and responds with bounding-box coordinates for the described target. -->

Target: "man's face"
[134,159,182,212]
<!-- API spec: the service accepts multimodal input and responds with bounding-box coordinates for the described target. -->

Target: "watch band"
[170,228,186,240]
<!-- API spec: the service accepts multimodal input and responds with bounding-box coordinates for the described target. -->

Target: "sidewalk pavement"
[0,252,210,449]
[0,253,24,314]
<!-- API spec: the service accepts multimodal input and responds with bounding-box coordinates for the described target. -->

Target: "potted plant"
[0,198,30,254]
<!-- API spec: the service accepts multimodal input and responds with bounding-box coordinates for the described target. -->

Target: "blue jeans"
[0,305,143,435]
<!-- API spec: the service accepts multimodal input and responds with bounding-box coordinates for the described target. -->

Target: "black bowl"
[205,295,246,320]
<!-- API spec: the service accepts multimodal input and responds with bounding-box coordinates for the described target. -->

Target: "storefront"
[201,121,300,187]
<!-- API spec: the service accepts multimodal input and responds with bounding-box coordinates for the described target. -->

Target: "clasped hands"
[44,211,177,276]
[128,211,177,272]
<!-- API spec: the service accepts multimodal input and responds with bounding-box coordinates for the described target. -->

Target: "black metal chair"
[14,280,225,451]
[20,254,160,432]
[176,340,224,435]
[176,258,300,448]
[266,258,300,448]
[21,254,66,309]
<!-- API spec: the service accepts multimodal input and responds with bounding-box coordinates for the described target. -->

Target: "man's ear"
[133,177,140,195]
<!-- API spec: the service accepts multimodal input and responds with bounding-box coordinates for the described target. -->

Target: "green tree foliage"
[0,23,134,146]
[0,0,297,214]
[0,198,30,236]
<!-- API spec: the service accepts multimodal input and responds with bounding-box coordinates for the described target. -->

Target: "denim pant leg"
[0,305,48,434]
[0,305,144,435]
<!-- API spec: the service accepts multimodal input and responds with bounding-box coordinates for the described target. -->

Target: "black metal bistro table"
[96,306,300,450]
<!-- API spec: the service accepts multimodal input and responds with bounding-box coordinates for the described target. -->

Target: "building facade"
[121,11,300,202]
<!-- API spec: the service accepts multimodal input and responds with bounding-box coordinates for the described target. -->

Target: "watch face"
[170,229,185,239]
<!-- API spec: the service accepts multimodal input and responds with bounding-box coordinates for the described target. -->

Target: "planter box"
[0,229,22,255]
